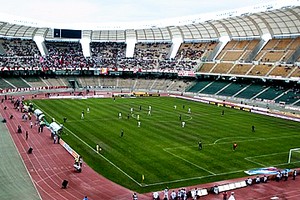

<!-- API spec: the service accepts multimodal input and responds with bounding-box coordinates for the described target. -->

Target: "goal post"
[288,148,300,163]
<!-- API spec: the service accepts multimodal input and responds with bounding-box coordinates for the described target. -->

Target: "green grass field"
[29,96,300,193]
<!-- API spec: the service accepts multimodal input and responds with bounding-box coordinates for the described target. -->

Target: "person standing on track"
[83,196,88,200]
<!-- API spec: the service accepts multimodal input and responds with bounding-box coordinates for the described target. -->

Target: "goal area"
[288,148,300,163]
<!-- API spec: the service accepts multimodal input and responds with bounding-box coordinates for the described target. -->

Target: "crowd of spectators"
[0,39,202,71]
[175,41,217,61]
[90,42,126,68]
[0,38,40,68]
[41,41,93,69]
[2,38,297,74]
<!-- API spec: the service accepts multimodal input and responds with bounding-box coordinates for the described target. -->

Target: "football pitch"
[30,96,300,193]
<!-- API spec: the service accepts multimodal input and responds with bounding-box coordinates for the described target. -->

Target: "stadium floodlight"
[288,148,300,163]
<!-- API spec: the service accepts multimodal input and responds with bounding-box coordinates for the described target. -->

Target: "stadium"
[0,0,300,199]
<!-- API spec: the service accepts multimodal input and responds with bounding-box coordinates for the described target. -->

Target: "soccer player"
[120,129,124,137]
[127,114,130,119]
[233,142,237,151]
[130,107,134,113]
[179,114,182,121]
[148,110,151,116]
[198,141,202,150]
[252,125,255,132]
[174,105,177,109]
[181,121,185,128]
[222,110,224,116]
[96,144,99,153]
[137,114,140,120]
[81,110,84,119]
[188,107,191,114]
[87,106,90,113]
[137,121,141,127]
[118,112,122,119]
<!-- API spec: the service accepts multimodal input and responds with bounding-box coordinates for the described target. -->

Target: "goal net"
[288,148,300,163]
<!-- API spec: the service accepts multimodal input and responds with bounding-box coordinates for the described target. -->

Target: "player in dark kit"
[252,125,255,132]
[120,129,124,137]
[233,142,238,151]
[198,141,202,150]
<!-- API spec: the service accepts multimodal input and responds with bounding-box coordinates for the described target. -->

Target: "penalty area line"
[244,152,290,167]
[33,104,143,187]
[163,148,216,175]
[214,134,300,145]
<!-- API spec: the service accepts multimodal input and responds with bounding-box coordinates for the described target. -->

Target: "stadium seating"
[187,80,212,93]
[247,64,273,76]
[235,84,265,99]
[217,40,259,61]
[3,77,30,88]
[199,81,230,95]
[0,78,15,89]
[268,65,293,78]
[229,64,253,75]
[198,63,216,73]
[275,89,300,105]
[217,82,245,97]
[255,86,283,101]
[211,63,234,74]
[21,77,47,88]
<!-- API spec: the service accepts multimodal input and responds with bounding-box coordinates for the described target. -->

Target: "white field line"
[33,104,143,187]
[163,149,216,175]
[143,169,244,187]
[213,134,300,145]
[244,157,266,167]
[245,152,300,167]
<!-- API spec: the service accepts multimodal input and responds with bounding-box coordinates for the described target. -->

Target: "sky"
[0,0,271,25]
